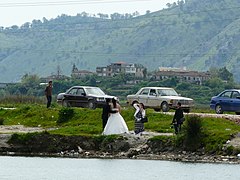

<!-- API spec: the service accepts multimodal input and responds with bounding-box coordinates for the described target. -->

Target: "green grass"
[0,104,173,134]
[1,104,239,136]
[1,103,240,154]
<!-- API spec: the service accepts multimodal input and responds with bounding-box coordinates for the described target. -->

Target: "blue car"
[210,89,240,115]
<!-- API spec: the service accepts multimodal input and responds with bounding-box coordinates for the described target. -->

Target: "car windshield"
[85,87,106,96]
[157,89,178,96]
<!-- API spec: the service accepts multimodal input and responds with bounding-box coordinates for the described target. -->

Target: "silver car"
[127,87,194,112]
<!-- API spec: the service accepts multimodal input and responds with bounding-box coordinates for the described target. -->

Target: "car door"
[137,88,149,105]
[64,88,78,106]
[218,91,232,111]
[146,88,159,108]
[75,88,89,107]
[230,91,240,112]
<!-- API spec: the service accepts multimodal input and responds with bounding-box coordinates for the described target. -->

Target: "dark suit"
[172,107,184,134]
[102,103,117,130]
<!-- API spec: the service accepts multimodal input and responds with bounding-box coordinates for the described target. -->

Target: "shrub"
[9,132,39,144]
[57,108,75,124]
[0,117,4,125]
[180,115,204,151]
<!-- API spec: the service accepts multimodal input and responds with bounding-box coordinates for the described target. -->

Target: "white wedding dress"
[103,108,129,135]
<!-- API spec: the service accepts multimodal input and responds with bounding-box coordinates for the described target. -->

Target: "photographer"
[172,102,184,134]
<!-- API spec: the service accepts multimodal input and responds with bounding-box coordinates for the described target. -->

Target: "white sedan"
[127,87,194,112]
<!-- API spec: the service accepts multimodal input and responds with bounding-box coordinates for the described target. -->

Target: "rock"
[237,154,240,159]
[78,146,84,153]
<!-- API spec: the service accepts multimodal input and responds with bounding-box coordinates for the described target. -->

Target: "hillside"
[1,0,240,82]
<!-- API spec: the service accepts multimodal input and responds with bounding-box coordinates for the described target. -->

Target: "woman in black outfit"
[133,102,146,135]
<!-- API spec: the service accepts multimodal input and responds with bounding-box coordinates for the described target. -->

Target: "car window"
[68,88,78,95]
[232,91,240,99]
[77,88,85,95]
[149,89,157,96]
[220,91,231,98]
[140,89,149,95]
[157,89,178,96]
[85,87,105,95]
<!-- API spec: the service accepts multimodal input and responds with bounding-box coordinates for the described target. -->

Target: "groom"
[101,98,117,130]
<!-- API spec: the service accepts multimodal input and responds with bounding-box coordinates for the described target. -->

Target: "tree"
[42,17,48,23]
[20,22,30,30]
[166,3,171,8]
[146,10,151,15]
[218,67,233,82]
[21,74,40,87]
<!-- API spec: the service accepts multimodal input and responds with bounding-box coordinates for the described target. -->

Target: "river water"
[0,156,240,180]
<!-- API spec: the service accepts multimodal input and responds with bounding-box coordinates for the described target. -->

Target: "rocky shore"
[0,125,240,164]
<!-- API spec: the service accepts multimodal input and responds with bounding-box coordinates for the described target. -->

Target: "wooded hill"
[1,0,240,82]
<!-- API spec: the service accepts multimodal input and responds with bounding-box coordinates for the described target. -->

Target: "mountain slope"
[1,0,240,82]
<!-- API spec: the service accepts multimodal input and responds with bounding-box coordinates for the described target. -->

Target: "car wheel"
[62,100,70,107]
[88,100,96,109]
[161,102,169,112]
[235,112,240,115]
[215,104,223,114]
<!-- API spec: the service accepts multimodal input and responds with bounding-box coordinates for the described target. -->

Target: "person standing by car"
[45,81,53,108]
[172,102,184,134]
[133,102,146,135]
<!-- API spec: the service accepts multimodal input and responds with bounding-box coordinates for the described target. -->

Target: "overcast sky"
[0,0,176,27]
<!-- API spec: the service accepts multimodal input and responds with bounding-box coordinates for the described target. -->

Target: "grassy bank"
[0,104,174,135]
[1,104,240,154]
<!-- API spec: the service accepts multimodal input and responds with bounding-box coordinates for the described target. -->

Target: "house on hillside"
[71,64,95,78]
[151,67,210,85]
[96,62,146,78]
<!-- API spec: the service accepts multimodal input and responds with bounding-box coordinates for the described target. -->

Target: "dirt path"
[0,125,47,134]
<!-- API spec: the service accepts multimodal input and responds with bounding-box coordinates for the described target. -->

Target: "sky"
[0,0,176,27]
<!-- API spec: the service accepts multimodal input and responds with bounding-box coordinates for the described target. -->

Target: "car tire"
[215,104,223,114]
[88,100,96,109]
[161,102,169,112]
[62,100,70,107]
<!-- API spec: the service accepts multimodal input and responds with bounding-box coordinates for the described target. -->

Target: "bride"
[102,97,129,135]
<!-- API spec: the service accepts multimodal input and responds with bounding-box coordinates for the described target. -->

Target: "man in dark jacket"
[101,98,117,130]
[45,81,53,108]
[172,102,184,134]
